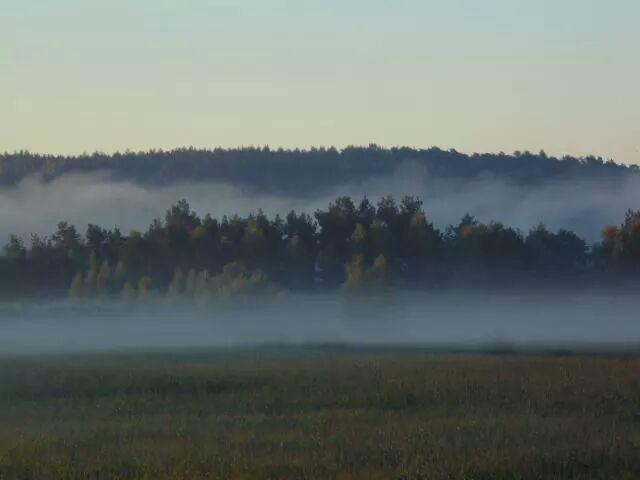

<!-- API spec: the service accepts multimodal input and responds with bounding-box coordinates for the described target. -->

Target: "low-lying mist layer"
[1,162,639,243]
[2,291,639,355]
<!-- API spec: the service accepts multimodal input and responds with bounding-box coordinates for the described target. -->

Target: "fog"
[1,162,639,244]
[1,291,639,356]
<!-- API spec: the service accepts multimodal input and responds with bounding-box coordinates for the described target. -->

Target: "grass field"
[0,349,639,479]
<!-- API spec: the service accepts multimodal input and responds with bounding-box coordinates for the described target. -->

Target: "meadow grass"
[0,349,638,479]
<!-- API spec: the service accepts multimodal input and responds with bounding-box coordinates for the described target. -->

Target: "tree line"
[1,195,640,300]
[1,145,635,195]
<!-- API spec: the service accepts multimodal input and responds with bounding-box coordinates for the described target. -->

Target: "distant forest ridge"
[1,146,636,194]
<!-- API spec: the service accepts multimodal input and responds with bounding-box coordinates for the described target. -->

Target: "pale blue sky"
[1,0,639,162]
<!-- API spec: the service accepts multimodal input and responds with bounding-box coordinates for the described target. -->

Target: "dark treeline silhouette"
[1,196,640,300]
[1,146,636,195]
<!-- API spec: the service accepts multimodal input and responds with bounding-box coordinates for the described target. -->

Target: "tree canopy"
[0,196,637,299]
[0,146,635,195]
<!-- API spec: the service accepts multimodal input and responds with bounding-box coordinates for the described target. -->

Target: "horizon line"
[1,144,630,166]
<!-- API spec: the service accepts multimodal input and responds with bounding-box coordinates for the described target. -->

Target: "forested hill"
[1,146,636,195]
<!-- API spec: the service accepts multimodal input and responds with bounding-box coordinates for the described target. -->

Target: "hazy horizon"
[3,144,638,168]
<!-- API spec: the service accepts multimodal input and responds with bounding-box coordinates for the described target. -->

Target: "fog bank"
[1,163,639,243]
[1,291,639,355]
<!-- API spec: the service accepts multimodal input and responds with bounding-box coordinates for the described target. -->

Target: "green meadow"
[0,349,638,479]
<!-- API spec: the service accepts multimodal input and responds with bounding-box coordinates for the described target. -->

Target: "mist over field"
[2,290,640,356]
[0,161,637,243]
[2,158,640,355]
[5,1,640,475]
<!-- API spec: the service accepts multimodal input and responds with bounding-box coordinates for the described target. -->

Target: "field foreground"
[0,349,639,479]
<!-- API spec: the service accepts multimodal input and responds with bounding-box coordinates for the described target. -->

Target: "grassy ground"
[0,349,638,479]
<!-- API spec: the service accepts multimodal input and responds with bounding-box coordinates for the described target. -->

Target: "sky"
[1,0,639,163]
